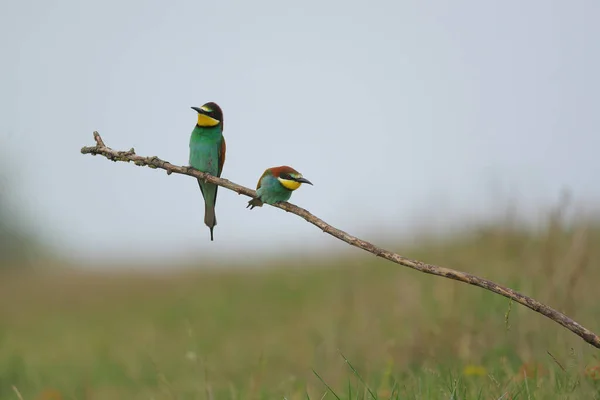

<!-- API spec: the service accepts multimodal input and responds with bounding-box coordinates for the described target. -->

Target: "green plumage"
[247,166,313,210]
[247,171,293,209]
[189,102,225,241]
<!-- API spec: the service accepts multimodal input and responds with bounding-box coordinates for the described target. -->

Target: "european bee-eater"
[247,166,312,209]
[189,102,226,241]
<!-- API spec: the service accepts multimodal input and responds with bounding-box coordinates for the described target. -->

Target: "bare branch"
[81,131,600,350]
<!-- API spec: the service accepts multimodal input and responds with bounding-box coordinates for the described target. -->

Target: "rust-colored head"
[191,102,224,128]
[268,166,312,191]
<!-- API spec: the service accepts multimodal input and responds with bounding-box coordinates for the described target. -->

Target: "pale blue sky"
[1,0,599,264]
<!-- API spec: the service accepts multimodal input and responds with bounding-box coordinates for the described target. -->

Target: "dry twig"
[81,131,600,350]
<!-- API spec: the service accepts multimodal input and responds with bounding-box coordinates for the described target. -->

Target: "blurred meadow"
[2,191,600,399]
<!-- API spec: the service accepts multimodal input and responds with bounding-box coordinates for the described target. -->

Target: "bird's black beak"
[191,106,205,115]
[295,177,313,185]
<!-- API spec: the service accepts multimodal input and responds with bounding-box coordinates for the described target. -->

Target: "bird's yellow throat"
[197,114,220,127]
[278,178,302,191]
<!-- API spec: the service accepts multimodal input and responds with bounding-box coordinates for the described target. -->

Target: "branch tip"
[92,131,106,148]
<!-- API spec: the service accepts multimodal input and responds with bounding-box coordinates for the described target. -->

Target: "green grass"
[1,218,600,399]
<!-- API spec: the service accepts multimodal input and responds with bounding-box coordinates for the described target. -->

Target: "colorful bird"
[247,166,312,209]
[189,102,226,241]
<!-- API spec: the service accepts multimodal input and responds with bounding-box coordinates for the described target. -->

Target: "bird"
[189,102,226,241]
[247,166,312,210]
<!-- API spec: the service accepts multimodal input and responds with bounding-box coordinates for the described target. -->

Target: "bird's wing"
[217,136,226,177]
[256,169,270,190]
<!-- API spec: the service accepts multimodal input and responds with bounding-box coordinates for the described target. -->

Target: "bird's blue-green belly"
[257,176,292,204]
[189,139,220,176]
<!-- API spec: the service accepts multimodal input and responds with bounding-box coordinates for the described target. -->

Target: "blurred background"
[1,0,600,398]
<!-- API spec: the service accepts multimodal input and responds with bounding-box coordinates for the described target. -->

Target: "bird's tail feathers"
[204,203,216,241]
[198,179,217,241]
[246,197,263,210]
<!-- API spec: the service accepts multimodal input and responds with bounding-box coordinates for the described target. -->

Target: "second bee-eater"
[189,102,226,241]
[247,166,312,209]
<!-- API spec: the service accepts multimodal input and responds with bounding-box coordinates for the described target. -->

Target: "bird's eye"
[280,173,290,180]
